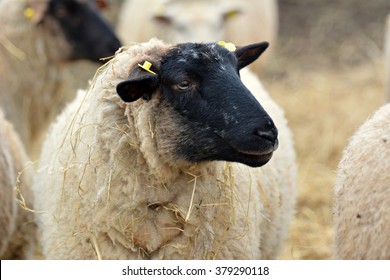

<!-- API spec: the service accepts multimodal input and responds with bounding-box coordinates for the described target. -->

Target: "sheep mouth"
[225,149,274,167]
[232,139,278,166]
[234,138,278,157]
[237,150,274,161]
[212,131,278,166]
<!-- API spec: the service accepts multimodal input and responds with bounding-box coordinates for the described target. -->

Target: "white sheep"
[0,0,121,159]
[32,39,296,259]
[385,13,390,101]
[334,103,390,259]
[116,0,278,72]
[0,109,35,259]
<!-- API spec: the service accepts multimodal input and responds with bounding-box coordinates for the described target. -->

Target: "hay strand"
[90,236,102,260]
[0,31,26,60]
[184,171,199,222]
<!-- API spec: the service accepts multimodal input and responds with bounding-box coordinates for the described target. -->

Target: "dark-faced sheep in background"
[0,0,121,159]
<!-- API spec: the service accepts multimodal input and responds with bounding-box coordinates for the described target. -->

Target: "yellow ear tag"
[224,9,240,20]
[23,7,35,20]
[218,41,236,52]
[138,61,157,75]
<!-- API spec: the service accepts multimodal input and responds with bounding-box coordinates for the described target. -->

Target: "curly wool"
[33,39,296,259]
[334,103,390,259]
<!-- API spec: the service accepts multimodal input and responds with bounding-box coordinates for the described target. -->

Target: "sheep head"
[116,42,278,168]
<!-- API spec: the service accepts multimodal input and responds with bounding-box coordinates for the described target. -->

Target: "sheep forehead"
[172,44,231,67]
[165,1,223,22]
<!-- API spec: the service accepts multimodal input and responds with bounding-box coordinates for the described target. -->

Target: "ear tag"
[23,7,35,21]
[218,41,237,52]
[138,61,157,75]
[224,10,240,20]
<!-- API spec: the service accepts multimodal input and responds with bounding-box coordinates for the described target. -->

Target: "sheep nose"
[253,119,278,144]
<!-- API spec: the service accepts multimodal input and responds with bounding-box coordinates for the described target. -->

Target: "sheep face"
[117,42,278,167]
[152,1,242,43]
[30,0,121,62]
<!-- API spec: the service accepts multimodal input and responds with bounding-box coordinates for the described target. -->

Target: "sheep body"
[33,39,296,259]
[116,0,278,71]
[0,109,35,259]
[334,103,390,259]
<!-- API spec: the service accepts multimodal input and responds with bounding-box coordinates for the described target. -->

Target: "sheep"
[0,0,121,159]
[333,103,390,259]
[116,0,278,73]
[0,109,35,259]
[385,13,390,101]
[32,38,296,259]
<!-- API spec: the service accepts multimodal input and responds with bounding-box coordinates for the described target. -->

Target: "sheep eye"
[176,80,191,90]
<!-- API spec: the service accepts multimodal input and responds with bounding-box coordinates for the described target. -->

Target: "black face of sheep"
[116,42,278,168]
[45,0,121,62]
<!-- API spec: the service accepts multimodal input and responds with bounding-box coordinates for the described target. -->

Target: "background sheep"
[116,0,278,73]
[385,13,390,101]
[0,0,121,159]
[32,39,296,259]
[0,109,35,259]
[333,103,390,259]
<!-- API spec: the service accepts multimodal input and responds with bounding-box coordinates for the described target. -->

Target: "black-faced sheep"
[32,39,296,259]
[0,109,35,259]
[334,103,390,259]
[0,0,121,158]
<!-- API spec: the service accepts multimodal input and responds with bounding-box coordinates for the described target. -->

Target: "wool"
[334,103,390,259]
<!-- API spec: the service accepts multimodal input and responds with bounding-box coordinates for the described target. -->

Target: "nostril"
[253,122,278,143]
[254,129,277,143]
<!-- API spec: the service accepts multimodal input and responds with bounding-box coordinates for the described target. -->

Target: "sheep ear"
[235,42,269,70]
[25,0,48,24]
[116,70,160,103]
[222,7,242,21]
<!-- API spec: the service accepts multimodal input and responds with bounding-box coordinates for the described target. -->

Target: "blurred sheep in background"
[333,103,390,259]
[116,0,278,73]
[0,0,121,159]
[385,13,390,101]
[0,109,35,260]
